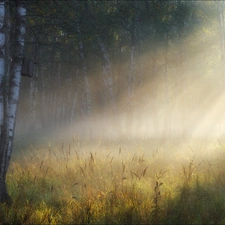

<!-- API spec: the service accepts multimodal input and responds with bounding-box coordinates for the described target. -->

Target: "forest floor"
[1,136,225,224]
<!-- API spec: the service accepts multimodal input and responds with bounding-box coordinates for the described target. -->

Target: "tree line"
[18,1,217,135]
[0,0,223,202]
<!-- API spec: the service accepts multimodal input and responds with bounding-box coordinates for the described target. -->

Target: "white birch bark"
[0,1,5,138]
[7,3,26,157]
[0,0,7,203]
[0,0,26,203]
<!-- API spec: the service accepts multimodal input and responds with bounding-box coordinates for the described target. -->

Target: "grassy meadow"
[1,136,225,224]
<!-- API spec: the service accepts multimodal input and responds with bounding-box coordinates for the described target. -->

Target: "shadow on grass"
[162,180,225,225]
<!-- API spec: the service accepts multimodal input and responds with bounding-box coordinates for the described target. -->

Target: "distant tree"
[0,0,27,203]
[14,1,216,137]
[218,1,225,83]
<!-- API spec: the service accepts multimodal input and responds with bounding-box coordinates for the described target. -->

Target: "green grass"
[2,137,225,224]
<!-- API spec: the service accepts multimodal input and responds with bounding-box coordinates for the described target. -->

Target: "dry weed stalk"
[151,170,167,224]
[182,156,195,185]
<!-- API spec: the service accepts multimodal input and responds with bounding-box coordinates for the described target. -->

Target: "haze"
[12,2,225,154]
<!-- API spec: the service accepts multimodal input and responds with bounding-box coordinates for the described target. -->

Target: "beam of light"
[190,88,225,138]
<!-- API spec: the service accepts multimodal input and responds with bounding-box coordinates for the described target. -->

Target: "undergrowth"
[1,138,225,224]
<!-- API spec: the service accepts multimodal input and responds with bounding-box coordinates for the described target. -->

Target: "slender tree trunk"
[49,44,57,128]
[0,1,5,139]
[128,20,137,99]
[76,17,92,119]
[0,0,26,203]
[29,36,38,130]
[127,1,138,136]
[177,32,185,138]
[39,55,47,128]
[64,44,74,125]
[0,0,9,203]
[70,93,77,125]
[218,1,225,83]
[98,37,115,110]
[218,1,225,133]
[84,1,115,112]
[54,60,62,128]
[164,32,171,137]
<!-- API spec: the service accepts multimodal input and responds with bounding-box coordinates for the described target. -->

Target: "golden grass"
[2,137,225,224]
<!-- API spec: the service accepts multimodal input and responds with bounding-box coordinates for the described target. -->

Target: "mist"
[12,1,224,155]
[5,2,225,223]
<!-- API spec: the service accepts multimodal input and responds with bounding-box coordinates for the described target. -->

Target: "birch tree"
[0,0,26,203]
[0,1,5,141]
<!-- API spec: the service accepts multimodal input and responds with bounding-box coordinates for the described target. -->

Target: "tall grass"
[1,137,225,224]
